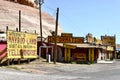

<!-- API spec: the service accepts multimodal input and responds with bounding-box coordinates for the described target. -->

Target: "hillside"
[0,0,64,38]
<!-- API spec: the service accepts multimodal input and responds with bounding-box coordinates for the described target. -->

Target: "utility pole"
[34,0,44,42]
[54,8,59,64]
[39,0,43,42]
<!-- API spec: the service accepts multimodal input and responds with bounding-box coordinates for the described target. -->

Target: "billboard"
[101,36,115,46]
[7,30,38,59]
[48,36,84,43]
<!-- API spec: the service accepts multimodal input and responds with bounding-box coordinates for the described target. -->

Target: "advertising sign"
[7,30,37,59]
[48,36,84,43]
[73,53,86,61]
[61,33,73,37]
[86,33,93,43]
[101,36,115,46]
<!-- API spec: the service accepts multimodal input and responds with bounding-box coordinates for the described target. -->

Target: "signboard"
[7,30,37,59]
[73,53,86,61]
[48,36,84,43]
[101,36,115,46]
[107,46,114,51]
[86,33,93,43]
[61,33,73,37]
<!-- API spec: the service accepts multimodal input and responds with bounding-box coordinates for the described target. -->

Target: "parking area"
[2,59,120,80]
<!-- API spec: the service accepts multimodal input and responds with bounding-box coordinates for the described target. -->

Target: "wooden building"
[37,33,116,64]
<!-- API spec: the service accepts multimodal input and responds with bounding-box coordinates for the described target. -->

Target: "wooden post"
[19,10,21,32]
[54,8,59,64]
[114,35,116,59]
[27,59,30,64]
[18,59,21,65]
[7,59,10,66]
[39,2,43,42]
[11,59,14,65]
[16,28,18,32]
[6,26,8,31]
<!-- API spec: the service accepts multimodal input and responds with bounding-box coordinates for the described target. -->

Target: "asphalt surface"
[1,60,120,80]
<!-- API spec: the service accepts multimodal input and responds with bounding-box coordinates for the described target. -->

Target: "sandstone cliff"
[0,0,64,38]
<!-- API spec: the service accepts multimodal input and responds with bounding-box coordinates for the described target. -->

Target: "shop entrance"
[39,46,53,60]
[64,44,76,63]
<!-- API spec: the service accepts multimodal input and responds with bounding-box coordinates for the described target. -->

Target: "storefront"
[63,44,76,63]
[47,33,116,64]
[48,33,84,63]
[101,35,116,60]
[62,43,101,63]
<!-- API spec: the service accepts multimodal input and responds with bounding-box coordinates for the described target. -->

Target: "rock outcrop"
[0,0,64,38]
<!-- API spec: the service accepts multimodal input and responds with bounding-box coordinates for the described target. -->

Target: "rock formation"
[0,0,64,38]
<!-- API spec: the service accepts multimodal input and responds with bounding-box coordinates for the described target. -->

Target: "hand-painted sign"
[73,53,86,61]
[101,36,115,46]
[7,30,37,59]
[48,36,84,43]
[61,33,73,37]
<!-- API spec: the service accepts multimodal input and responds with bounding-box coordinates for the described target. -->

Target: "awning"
[63,43,77,49]
[56,43,106,49]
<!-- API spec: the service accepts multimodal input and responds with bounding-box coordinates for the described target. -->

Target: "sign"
[73,53,86,61]
[101,36,115,46]
[7,30,37,59]
[86,33,93,43]
[61,33,73,37]
[48,36,84,43]
[107,46,114,51]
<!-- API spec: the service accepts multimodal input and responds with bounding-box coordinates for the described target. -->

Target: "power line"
[42,5,56,17]
[42,4,83,36]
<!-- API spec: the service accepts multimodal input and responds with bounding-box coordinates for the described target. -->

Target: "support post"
[54,8,59,64]
[7,59,10,66]
[18,59,21,65]
[39,1,42,42]
[6,26,8,31]
[27,59,30,64]
[19,10,21,32]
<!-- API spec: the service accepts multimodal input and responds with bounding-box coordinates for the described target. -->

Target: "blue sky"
[42,0,120,44]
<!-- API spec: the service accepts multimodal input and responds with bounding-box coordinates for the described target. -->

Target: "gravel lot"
[1,59,120,80]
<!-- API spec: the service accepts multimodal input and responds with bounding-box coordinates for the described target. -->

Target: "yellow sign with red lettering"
[7,30,38,59]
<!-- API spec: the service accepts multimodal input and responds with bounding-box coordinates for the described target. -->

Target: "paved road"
[0,60,120,80]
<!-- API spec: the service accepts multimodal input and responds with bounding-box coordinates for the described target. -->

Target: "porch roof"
[56,43,106,49]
